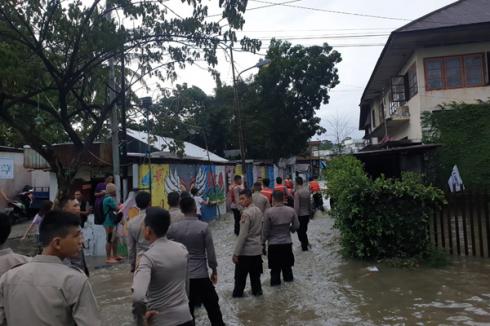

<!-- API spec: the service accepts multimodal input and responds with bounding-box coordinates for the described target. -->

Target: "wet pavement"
[7,212,490,325]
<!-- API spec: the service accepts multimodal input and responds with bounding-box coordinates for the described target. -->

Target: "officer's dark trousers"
[268,243,294,286]
[232,208,241,235]
[297,215,310,251]
[189,278,225,326]
[232,255,263,297]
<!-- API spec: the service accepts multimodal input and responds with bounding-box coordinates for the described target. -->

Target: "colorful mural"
[138,164,170,208]
[137,163,226,221]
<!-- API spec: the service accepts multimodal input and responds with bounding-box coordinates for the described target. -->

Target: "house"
[359,0,490,144]
[21,130,232,220]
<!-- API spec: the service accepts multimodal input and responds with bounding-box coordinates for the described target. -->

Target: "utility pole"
[141,97,153,197]
[120,37,128,199]
[106,2,121,202]
[230,46,247,179]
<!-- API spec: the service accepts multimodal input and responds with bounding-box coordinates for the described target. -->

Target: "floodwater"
[7,213,490,325]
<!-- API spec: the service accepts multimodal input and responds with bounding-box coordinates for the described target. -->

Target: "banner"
[0,158,14,179]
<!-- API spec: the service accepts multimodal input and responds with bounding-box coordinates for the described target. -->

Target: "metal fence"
[429,190,490,258]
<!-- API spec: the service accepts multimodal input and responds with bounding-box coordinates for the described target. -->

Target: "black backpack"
[108,210,123,225]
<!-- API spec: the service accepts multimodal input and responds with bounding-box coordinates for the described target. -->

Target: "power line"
[242,27,397,33]
[249,0,412,22]
[231,42,385,56]
[208,0,303,18]
[253,33,390,40]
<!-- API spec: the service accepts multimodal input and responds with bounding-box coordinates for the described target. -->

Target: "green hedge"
[325,156,445,260]
[422,101,490,188]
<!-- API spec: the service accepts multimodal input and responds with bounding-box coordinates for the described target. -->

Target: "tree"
[242,39,342,160]
[0,0,259,202]
[155,37,343,161]
[319,140,334,151]
[326,113,356,154]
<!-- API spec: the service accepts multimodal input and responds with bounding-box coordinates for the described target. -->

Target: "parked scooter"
[1,186,35,225]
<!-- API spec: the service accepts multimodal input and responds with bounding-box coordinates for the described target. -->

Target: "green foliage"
[319,140,334,151]
[151,38,343,159]
[325,156,445,260]
[242,39,342,160]
[422,101,490,188]
[0,0,257,200]
[146,83,235,157]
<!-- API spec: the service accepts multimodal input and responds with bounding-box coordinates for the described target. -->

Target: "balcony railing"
[389,102,410,120]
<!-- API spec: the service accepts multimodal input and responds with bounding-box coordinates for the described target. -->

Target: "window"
[444,56,463,88]
[424,53,486,90]
[464,54,484,86]
[426,58,444,90]
[391,76,406,102]
[407,64,418,99]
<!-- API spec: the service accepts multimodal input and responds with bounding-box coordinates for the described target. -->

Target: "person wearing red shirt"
[284,176,294,190]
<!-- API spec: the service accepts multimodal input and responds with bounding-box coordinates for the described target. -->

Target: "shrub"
[422,101,490,188]
[325,156,445,260]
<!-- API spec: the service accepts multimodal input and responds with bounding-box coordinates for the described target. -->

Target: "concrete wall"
[0,151,49,208]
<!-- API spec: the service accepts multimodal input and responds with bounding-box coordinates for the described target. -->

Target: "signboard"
[0,158,14,179]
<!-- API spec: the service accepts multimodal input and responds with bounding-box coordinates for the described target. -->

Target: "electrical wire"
[207,0,303,18]
[252,33,390,40]
[242,27,397,33]
[249,0,412,22]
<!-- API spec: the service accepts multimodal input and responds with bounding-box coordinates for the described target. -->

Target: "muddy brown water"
[7,213,490,325]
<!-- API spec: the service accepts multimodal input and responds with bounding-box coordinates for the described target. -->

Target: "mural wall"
[226,163,278,189]
[137,163,227,221]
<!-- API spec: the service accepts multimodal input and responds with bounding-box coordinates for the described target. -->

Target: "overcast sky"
[147,0,456,141]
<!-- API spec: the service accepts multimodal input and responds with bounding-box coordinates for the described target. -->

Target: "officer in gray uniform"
[252,182,270,213]
[263,190,300,286]
[232,189,264,297]
[0,213,29,277]
[0,210,101,326]
[168,191,185,223]
[167,197,225,326]
[128,191,151,272]
[61,196,90,276]
[128,191,152,325]
[132,207,193,326]
[293,177,312,251]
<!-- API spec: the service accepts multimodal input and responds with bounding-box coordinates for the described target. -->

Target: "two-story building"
[359,0,490,144]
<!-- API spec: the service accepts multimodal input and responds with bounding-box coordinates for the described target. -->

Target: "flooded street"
[7,213,490,325]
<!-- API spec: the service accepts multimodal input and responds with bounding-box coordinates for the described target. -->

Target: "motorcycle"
[2,186,35,225]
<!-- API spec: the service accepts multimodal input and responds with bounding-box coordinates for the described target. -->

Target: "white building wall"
[368,42,490,142]
[0,151,49,208]
[412,42,490,140]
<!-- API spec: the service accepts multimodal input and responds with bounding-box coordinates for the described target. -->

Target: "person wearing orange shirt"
[309,176,324,213]
[260,178,273,203]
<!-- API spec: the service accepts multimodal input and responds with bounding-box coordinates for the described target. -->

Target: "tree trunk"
[51,155,81,208]
[54,171,73,208]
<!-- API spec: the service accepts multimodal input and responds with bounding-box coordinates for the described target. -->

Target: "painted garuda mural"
[164,166,226,202]
[165,167,206,195]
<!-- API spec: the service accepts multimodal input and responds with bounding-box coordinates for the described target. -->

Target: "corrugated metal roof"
[396,0,490,32]
[23,146,50,169]
[126,128,228,163]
